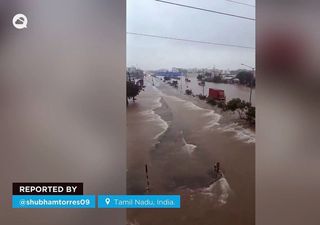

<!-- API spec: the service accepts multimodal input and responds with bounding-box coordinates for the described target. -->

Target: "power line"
[225,0,255,7]
[127,32,255,49]
[155,0,255,21]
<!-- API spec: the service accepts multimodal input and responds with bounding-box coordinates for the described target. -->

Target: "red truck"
[208,88,226,101]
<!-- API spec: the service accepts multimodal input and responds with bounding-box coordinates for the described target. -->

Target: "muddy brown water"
[127,77,255,225]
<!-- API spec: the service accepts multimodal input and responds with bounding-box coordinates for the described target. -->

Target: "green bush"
[246,106,255,125]
[185,89,193,95]
[225,98,255,124]
[127,81,142,105]
[226,98,250,111]
[217,101,226,110]
[197,74,204,80]
[236,71,254,86]
[198,94,206,100]
[207,98,217,106]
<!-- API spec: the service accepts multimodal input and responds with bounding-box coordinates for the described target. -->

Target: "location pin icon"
[105,197,111,205]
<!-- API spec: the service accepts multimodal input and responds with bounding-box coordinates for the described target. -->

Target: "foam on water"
[154,84,255,145]
[203,111,222,129]
[153,97,162,109]
[219,123,255,144]
[161,94,222,130]
[127,221,140,225]
[151,83,255,144]
[139,96,169,140]
[163,94,185,103]
[181,136,197,154]
[201,177,232,205]
[153,114,169,140]
[161,90,254,144]
[183,101,205,111]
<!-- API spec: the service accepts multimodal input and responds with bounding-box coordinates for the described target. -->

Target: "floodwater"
[127,76,255,225]
[171,75,255,105]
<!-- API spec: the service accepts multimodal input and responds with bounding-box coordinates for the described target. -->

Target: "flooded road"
[169,76,255,105]
[127,77,255,225]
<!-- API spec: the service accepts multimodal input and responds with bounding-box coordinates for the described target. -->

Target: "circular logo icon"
[12,14,28,29]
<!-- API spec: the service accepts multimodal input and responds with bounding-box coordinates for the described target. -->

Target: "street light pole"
[249,69,253,104]
[241,63,255,105]
[203,83,205,96]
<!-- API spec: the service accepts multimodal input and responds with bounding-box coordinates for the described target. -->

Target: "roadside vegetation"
[198,94,206,100]
[185,89,193,95]
[197,70,255,87]
[162,74,256,126]
[207,97,255,126]
[236,71,255,87]
[127,80,143,106]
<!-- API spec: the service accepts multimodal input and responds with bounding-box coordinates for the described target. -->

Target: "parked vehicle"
[198,81,205,86]
[208,88,226,101]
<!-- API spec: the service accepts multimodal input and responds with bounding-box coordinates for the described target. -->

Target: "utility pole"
[241,63,255,105]
[202,82,205,96]
[250,68,254,104]
[145,164,150,193]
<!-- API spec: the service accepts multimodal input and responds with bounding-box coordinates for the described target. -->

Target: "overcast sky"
[127,0,255,70]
